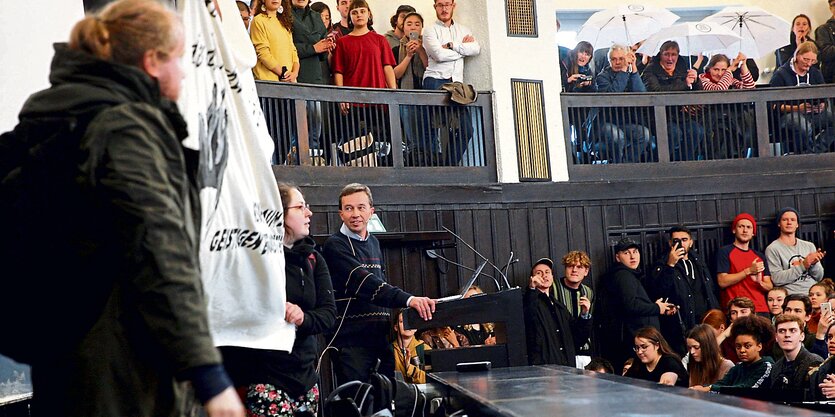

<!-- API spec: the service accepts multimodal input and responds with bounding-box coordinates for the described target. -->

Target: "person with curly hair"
[691,315,775,392]
[251,0,300,82]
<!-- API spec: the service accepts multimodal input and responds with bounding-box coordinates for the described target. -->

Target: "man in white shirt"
[420,0,481,166]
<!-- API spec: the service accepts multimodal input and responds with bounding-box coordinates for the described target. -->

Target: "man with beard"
[595,238,676,373]
[649,226,720,355]
[551,251,593,355]
[716,213,774,315]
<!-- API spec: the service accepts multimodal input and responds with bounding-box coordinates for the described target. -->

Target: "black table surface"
[428,365,834,417]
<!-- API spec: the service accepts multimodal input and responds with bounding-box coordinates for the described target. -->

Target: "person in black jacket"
[322,183,435,384]
[524,258,591,366]
[221,184,336,416]
[815,1,835,84]
[649,226,720,355]
[595,238,676,374]
[641,40,705,161]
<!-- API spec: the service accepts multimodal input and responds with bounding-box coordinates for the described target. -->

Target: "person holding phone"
[393,12,430,165]
[649,226,720,355]
[716,213,773,316]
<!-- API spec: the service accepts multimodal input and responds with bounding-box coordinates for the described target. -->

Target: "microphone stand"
[426,249,502,292]
[443,226,513,290]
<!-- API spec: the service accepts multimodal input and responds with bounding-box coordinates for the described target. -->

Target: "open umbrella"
[577,4,679,49]
[636,22,742,67]
[702,6,791,58]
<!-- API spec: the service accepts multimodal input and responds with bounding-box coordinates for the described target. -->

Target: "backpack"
[0,107,109,364]
[392,378,427,417]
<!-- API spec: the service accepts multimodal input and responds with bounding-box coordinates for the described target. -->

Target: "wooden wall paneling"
[641,202,661,227]
[755,195,778,225]
[659,201,679,226]
[701,198,721,225]
[508,208,533,287]
[821,192,835,215]
[527,207,551,260]
[472,208,503,292]
[736,195,757,219]
[547,206,570,270]
[776,195,799,213]
[604,205,622,229]
[679,200,699,224]
[452,208,479,291]
[717,199,739,225]
[622,203,642,228]
[583,205,606,285]
[491,208,518,291]
[567,206,587,252]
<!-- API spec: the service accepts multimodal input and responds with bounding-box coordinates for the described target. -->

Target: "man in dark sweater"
[815,0,835,84]
[322,183,435,384]
[770,314,823,392]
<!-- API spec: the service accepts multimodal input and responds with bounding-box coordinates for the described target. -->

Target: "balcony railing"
[256,81,497,185]
[561,84,835,181]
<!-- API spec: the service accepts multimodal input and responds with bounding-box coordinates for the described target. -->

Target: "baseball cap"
[614,237,640,253]
[531,257,554,275]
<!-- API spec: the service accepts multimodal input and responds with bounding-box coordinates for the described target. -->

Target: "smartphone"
[823,302,832,315]
[409,32,419,41]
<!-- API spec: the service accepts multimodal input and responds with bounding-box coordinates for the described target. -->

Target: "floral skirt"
[244,383,319,417]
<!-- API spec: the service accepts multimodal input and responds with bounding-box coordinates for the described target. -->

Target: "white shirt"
[423,19,481,83]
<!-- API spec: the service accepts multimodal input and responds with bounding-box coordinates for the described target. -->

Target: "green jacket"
[710,356,775,391]
[292,6,329,84]
[18,44,223,417]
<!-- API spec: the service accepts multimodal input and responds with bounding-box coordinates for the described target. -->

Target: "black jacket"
[221,237,337,397]
[641,56,702,92]
[771,347,822,392]
[815,18,835,83]
[523,288,589,366]
[595,263,660,370]
[649,248,720,354]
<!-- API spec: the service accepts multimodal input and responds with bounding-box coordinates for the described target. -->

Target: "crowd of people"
[6,1,835,416]
[238,0,481,167]
[529,208,831,403]
[561,5,835,162]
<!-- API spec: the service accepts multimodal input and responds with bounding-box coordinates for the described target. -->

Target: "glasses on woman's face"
[286,202,311,211]
[633,342,656,352]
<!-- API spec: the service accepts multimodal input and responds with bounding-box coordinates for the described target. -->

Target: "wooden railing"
[256,81,497,185]
[561,84,835,181]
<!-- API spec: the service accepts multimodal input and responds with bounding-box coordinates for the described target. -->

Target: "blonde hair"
[69,0,182,67]
[795,40,819,58]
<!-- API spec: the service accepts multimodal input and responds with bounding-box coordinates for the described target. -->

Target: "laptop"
[435,261,488,303]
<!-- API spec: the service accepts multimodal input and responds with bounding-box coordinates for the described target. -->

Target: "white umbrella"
[636,22,742,66]
[702,6,791,58]
[576,4,679,49]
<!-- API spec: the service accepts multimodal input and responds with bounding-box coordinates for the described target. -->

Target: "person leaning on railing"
[769,41,835,154]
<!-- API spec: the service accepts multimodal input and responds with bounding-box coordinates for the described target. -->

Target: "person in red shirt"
[716,213,774,314]
[331,0,396,165]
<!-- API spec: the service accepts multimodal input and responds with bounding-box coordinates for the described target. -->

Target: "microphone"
[426,249,502,292]
[443,226,513,290]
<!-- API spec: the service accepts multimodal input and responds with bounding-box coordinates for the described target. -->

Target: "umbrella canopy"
[576,4,679,49]
[702,6,791,58]
[636,22,742,60]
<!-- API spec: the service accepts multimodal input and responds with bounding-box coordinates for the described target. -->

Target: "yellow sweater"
[393,338,431,384]
[250,12,299,81]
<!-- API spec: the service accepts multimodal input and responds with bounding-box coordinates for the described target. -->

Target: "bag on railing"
[336,133,391,167]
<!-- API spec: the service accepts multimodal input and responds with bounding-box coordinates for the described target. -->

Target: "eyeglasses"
[286,203,311,211]
[633,343,656,352]
[434,3,454,9]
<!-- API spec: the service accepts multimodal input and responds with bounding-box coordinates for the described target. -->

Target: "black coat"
[649,248,720,354]
[523,288,590,366]
[595,263,660,371]
[292,6,329,84]
[221,237,336,397]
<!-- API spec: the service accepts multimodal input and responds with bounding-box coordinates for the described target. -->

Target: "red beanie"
[732,213,757,235]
